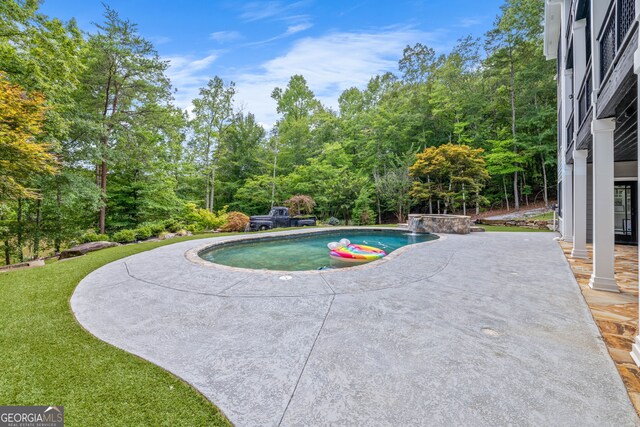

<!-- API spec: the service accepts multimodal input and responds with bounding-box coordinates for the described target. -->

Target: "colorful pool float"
[327,239,386,262]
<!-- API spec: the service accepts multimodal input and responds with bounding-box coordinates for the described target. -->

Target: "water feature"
[199,229,437,271]
[407,214,470,234]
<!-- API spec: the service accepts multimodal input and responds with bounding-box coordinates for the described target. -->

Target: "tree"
[106,104,187,228]
[190,76,236,211]
[430,37,481,146]
[399,42,437,84]
[233,175,286,215]
[271,75,322,169]
[374,151,415,223]
[215,111,267,207]
[80,6,172,233]
[0,73,57,200]
[352,187,376,225]
[484,0,546,211]
[410,144,489,214]
[286,142,365,222]
[283,195,316,215]
[1,1,89,261]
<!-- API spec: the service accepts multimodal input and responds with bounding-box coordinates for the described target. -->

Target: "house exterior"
[543,0,640,365]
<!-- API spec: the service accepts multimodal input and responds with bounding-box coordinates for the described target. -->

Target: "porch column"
[573,20,587,87]
[630,0,640,366]
[588,118,618,292]
[561,69,574,241]
[571,149,588,258]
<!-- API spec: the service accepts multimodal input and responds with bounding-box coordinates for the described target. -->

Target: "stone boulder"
[59,241,119,260]
[0,259,45,272]
[159,230,193,240]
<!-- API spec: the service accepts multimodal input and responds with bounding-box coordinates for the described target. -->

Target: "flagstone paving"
[71,230,639,426]
[559,241,640,415]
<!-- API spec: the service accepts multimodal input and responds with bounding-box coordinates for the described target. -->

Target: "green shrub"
[163,218,185,233]
[220,211,250,232]
[142,221,166,236]
[352,188,376,225]
[80,231,110,243]
[135,226,153,241]
[112,229,137,243]
[185,224,200,234]
[326,217,340,226]
[180,203,228,231]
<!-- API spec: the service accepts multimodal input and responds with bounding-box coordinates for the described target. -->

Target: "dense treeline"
[0,0,555,264]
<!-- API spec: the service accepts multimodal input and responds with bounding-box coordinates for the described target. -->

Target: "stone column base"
[631,336,640,367]
[570,248,588,259]
[588,274,619,293]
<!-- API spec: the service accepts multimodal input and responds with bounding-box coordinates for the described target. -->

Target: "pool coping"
[184,227,445,275]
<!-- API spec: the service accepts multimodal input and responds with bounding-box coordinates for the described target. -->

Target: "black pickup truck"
[248,207,317,231]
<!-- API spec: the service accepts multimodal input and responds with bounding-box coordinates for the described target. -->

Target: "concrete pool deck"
[71,229,639,426]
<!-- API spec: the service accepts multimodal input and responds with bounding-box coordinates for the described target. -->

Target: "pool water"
[199,230,438,271]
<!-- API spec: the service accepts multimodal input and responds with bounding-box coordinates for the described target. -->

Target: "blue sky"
[40,0,504,125]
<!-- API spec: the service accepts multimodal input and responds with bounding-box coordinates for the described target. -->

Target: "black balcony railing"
[557,109,562,153]
[566,6,574,45]
[566,113,574,148]
[557,37,562,76]
[600,9,617,78]
[599,0,636,79]
[618,0,636,42]
[577,65,592,125]
[586,15,592,60]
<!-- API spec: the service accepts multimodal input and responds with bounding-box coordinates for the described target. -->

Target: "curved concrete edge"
[93,228,452,298]
[184,227,445,276]
[67,282,236,424]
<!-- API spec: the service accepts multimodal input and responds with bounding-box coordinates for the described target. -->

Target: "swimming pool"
[198,229,438,271]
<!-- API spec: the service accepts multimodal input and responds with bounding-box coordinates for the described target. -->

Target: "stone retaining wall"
[475,218,553,230]
[408,214,471,234]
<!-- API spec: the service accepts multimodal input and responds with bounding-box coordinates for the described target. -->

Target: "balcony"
[578,67,592,124]
[576,62,593,149]
[566,112,575,161]
[596,0,637,118]
[600,0,635,78]
[566,3,574,46]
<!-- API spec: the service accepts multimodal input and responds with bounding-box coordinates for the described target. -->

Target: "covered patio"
[560,241,640,413]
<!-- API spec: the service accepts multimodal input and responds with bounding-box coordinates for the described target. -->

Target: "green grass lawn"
[527,211,555,220]
[0,234,236,427]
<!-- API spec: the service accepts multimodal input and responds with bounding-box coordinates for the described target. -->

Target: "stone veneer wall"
[408,214,470,234]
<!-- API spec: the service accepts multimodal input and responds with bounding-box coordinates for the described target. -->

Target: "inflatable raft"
[327,239,386,262]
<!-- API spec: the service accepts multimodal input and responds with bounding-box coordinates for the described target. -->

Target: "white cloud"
[286,23,312,35]
[163,27,451,125]
[191,54,218,69]
[165,53,220,112]
[455,17,483,28]
[149,35,171,45]
[246,21,313,46]
[210,30,242,43]
[240,1,309,22]
[233,27,447,126]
